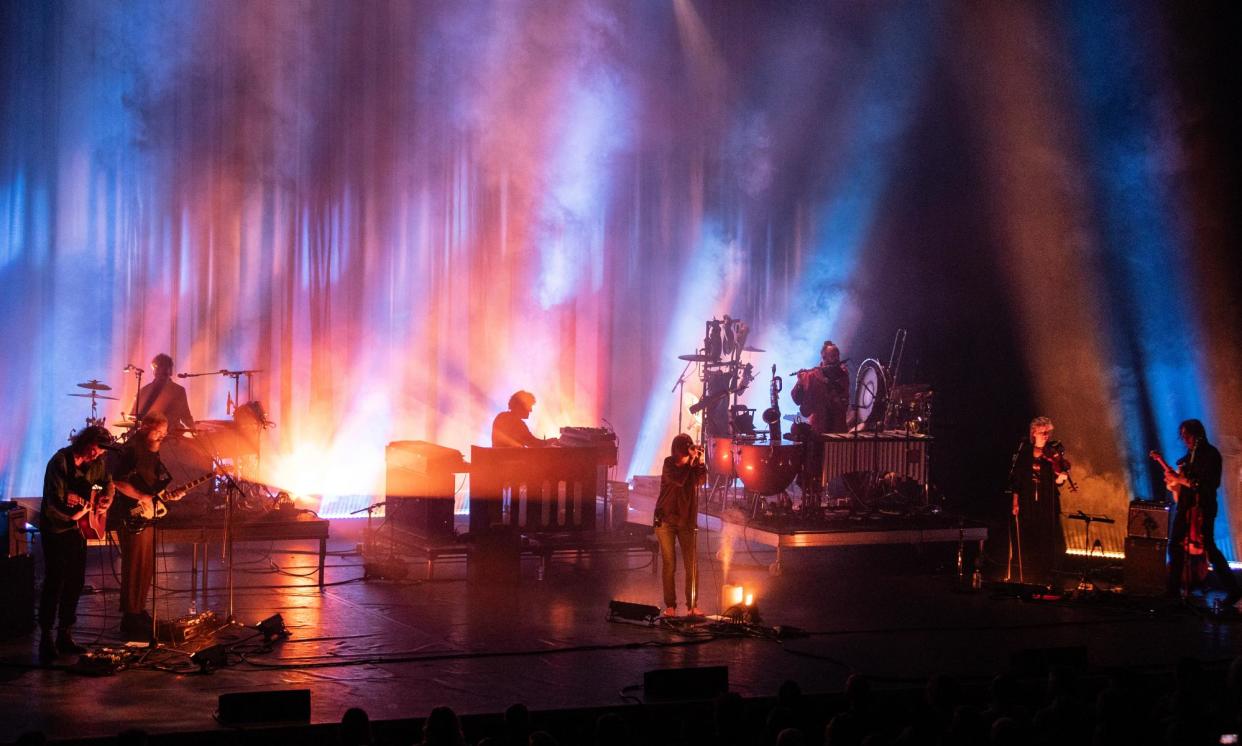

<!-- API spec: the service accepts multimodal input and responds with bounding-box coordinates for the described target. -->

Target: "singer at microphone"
[132,353,195,430]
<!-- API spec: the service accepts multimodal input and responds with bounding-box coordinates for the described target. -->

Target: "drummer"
[134,353,195,432]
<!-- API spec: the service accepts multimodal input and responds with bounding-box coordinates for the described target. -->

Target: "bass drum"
[737,444,803,497]
[853,358,888,429]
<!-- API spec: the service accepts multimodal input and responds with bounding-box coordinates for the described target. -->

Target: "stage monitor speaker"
[1127,502,1171,539]
[1124,536,1168,596]
[643,665,729,701]
[217,689,311,725]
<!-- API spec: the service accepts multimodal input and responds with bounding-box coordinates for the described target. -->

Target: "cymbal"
[742,346,765,353]
[76,380,112,391]
[68,392,119,401]
[782,414,801,422]
[678,354,717,362]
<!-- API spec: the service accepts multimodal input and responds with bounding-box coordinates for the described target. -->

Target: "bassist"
[39,425,114,662]
[1162,419,1240,606]
[110,413,173,640]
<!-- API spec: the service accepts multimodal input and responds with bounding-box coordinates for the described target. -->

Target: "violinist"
[1164,419,1240,605]
[1006,417,1070,585]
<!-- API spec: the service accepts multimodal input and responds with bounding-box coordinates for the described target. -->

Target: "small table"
[154,517,331,592]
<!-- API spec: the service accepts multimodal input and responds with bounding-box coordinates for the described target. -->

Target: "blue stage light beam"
[1063,2,1228,556]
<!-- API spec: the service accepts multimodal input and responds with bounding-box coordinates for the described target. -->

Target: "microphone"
[123,364,138,373]
[176,373,189,378]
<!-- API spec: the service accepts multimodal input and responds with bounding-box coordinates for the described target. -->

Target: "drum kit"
[68,380,119,428]
[65,366,277,509]
[676,325,936,519]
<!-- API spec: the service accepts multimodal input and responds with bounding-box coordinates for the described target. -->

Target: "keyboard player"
[491,390,558,448]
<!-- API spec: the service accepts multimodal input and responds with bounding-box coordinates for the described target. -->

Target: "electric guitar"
[115,470,217,533]
[1148,450,1185,504]
[1150,449,1208,580]
[76,484,108,541]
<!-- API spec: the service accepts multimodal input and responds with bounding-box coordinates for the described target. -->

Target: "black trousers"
[118,528,154,615]
[1168,501,1239,594]
[40,528,87,631]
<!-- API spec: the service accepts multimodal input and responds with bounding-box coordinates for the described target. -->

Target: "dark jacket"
[655,456,706,528]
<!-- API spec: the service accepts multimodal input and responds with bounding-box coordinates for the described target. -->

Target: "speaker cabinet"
[1124,536,1168,596]
[0,554,34,638]
[386,441,459,542]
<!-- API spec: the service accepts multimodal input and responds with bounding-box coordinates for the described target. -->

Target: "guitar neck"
[165,472,214,499]
[1150,451,1176,475]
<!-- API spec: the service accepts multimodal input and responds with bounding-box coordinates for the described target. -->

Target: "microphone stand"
[177,369,263,413]
[128,368,144,422]
[213,470,248,623]
[671,358,694,436]
[351,501,391,558]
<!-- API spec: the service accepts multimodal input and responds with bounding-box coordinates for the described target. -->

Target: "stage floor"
[1,517,1240,743]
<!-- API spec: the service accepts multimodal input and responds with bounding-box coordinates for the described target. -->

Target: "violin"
[1038,440,1077,491]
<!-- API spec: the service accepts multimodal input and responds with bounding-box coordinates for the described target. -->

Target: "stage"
[2,514,1241,744]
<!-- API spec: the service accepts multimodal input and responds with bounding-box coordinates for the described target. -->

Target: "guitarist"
[38,425,114,662]
[1164,419,1241,606]
[110,412,173,640]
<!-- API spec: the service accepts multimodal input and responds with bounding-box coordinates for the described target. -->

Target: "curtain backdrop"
[2,1,1238,558]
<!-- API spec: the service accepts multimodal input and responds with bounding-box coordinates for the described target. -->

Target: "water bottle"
[189,597,197,616]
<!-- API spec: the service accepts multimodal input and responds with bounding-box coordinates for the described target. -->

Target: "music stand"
[1067,510,1113,591]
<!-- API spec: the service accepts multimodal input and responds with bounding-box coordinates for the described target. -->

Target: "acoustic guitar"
[76,484,108,541]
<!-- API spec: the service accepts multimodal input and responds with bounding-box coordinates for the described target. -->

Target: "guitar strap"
[136,377,168,420]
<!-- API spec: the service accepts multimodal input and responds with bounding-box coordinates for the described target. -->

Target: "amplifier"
[2,502,29,558]
[1128,501,1172,539]
[0,554,35,638]
[1124,536,1168,596]
[386,441,463,542]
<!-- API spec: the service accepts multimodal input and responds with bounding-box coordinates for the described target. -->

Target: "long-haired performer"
[1163,419,1240,605]
[654,433,707,617]
[39,425,114,662]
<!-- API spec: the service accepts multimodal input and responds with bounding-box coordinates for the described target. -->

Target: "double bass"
[1149,450,1208,585]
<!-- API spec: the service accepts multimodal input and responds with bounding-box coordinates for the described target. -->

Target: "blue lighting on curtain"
[1064,2,1228,555]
